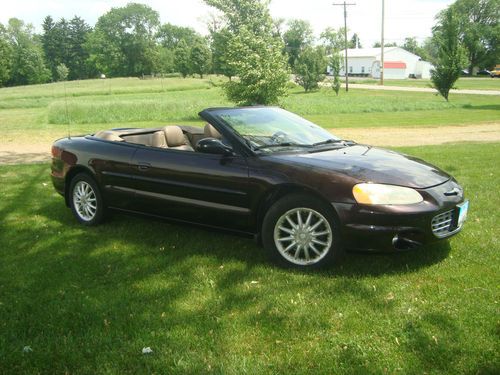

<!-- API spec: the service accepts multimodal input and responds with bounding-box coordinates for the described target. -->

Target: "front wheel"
[69,173,104,226]
[262,194,343,268]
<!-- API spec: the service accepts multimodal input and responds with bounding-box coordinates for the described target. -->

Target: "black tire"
[68,173,105,226]
[262,193,343,269]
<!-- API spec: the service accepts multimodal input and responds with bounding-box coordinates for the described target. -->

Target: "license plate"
[457,200,469,226]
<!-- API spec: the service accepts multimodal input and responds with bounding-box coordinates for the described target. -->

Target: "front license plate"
[457,200,469,226]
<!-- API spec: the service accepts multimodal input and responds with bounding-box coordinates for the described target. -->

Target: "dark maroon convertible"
[51,107,468,268]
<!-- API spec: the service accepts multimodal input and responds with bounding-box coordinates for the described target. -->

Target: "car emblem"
[444,187,461,196]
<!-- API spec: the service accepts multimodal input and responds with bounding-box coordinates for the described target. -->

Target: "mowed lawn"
[0,142,499,374]
[0,77,499,149]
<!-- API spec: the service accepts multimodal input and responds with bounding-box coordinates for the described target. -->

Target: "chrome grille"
[431,209,455,238]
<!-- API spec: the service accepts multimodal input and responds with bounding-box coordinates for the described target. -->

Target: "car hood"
[268,145,450,189]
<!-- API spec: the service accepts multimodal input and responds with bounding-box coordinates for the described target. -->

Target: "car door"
[129,146,252,232]
[88,140,139,210]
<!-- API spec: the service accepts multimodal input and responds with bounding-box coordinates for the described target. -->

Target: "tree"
[224,27,290,104]
[330,51,342,96]
[402,37,419,54]
[67,16,92,79]
[283,19,314,70]
[320,27,344,55]
[349,33,362,48]
[431,8,467,101]
[157,23,202,49]
[56,63,69,81]
[294,46,327,92]
[174,40,191,77]
[204,0,290,105]
[447,0,499,73]
[0,25,13,86]
[372,41,397,48]
[86,3,160,77]
[210,28,237,79]
[5,18,50,85]
[190,40,211,78]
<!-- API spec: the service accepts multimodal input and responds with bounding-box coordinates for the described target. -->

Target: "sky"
[1,0,455,47]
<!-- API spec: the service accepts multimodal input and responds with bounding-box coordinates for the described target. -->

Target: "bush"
[294,46,327,92]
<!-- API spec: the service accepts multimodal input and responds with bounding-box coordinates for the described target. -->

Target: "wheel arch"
[64,165,97,207]
[255,183,339,235]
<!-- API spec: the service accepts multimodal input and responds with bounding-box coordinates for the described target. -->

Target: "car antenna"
[64,80,71,139]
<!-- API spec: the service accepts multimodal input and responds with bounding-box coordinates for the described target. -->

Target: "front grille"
[431,209,456,238]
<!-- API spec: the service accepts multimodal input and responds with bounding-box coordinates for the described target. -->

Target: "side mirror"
[196,138,234,156]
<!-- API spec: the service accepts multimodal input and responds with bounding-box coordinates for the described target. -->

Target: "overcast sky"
[1,0,454,47]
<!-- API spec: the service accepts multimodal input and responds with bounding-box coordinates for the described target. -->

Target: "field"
[0,77,499,154]
[0,77,499,373]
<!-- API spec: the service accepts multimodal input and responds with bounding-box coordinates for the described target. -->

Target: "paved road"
[345,83,500,96]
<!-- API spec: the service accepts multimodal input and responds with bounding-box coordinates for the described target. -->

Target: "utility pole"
[333,2,356,92]
[380,0,385,85]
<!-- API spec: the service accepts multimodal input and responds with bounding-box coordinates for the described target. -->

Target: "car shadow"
[38,197,451,277]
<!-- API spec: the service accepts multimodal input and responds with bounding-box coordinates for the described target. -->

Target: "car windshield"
[213,107,342,152]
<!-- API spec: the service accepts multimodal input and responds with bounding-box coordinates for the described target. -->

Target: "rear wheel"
[262,194,343,268]
[69,173,104,226]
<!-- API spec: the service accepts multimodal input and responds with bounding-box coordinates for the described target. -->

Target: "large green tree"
[283,19,314,70]
[431,8,467,101]
[42,16,92,80]
[5,18,50,85]
[174,40,192,77]
[447,0,499,72]
[0,25,13,86]
[204,0,290,105]
[86,3,160,77]
[210,28,237,79]
[190,40,212,78]
[320,27,344,55]
[157,23,202,49]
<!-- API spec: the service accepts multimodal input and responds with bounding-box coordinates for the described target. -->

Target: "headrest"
[163,126,186,147]
[95,130,123,142]
[204,123,222,139]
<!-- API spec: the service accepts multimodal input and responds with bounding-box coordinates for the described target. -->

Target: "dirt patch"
[1,123,499,165]
[332,123,500,147]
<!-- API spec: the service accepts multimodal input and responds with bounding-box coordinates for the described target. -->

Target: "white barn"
[328,47,433,79]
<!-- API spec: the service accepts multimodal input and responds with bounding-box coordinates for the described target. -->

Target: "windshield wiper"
[312,139,344,147]
[255,142,312,151]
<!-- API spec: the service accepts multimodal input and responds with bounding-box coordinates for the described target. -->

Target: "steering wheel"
[270,131,288,144]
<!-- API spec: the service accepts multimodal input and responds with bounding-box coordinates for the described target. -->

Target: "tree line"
[0,0,498,102]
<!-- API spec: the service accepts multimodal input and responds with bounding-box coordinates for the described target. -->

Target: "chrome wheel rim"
[273,207,333,266]
[73,181,97,221]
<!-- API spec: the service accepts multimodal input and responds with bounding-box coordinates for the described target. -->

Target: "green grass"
[0,142,499,374]
[349,77,500,91]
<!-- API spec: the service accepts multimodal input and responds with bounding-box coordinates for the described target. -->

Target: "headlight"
[352,183,423,205]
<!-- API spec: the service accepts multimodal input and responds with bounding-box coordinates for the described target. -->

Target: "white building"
[328,47,433,79]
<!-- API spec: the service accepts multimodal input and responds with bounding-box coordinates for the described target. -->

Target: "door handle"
[137,162,151,171]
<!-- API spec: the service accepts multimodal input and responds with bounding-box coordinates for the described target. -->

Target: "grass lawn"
[0,77,499,149]
[0,142,498,374]
[349,77,500,91]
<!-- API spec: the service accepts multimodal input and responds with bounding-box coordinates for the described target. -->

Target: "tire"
[69,173,105,226]
[262,194,343,269]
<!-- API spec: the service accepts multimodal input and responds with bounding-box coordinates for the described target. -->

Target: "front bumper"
[333,179,467,251]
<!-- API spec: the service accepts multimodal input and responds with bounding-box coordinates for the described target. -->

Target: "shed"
[328,47,433,79]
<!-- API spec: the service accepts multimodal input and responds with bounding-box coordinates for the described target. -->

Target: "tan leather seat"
[94,130,124,142]
[204,123,222,139]
[152,131,167,148]
[163,126,194,151]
